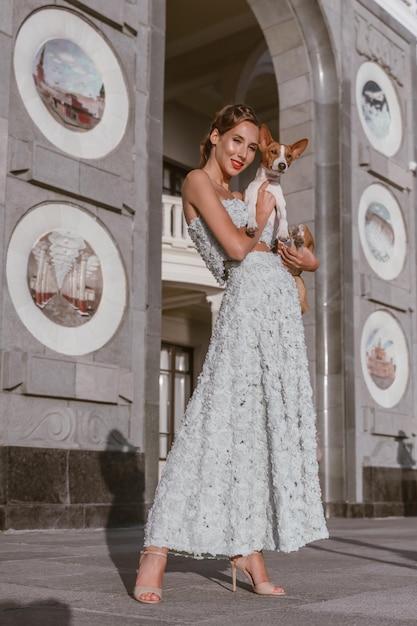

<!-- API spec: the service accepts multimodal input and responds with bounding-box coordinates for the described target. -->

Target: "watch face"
[361,310,409,408]
[358,184,406,280]
[7,203,127,356]
[14,8,129,159]
[356,62,402,156]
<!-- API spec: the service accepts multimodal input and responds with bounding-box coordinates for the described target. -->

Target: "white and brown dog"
[244,124,313,313]
[280,224,315,314]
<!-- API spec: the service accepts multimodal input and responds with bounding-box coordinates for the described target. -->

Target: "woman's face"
[210,121,259,178]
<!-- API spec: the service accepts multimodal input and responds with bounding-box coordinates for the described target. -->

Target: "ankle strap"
[141,548,168,558]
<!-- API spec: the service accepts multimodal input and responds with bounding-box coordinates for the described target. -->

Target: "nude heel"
[231,558,238,592]
[133,548,168,604]
[230,554,286,596]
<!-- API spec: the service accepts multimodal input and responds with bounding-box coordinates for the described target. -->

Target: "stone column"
[288,0,345,512]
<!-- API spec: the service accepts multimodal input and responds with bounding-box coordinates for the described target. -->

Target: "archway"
[247,0,343,512]
[164,0,344,512]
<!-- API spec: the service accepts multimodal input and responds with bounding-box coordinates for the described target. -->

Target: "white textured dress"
[145,198,328,557]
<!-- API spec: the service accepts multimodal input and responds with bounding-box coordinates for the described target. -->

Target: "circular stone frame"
[360,309,409,408]
[6,202,127,356]
[358,183,406,281]
[355,61,402,157]
[13,7,129,159]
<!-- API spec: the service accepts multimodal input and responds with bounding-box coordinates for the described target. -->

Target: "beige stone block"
[67,0,124,25]
[24,355,76,398]
[0,118,8,205]
[250,0,294,28]
[280,102,313,131]
[33,145,80,195]
[75,362,120,404]
[279,74,312,110]
[2,350,26,390]
[280,122,313,151]
[265,20,302,57]
[273,46,309,84]
[283,153,314,194]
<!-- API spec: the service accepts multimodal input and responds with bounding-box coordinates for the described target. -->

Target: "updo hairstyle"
[199,103,259,168]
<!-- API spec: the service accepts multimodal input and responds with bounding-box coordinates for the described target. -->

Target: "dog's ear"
[259,124,273,149]
[290,138,308,159]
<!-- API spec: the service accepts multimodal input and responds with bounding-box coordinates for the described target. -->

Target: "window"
[163,159,190,197]
[159,344,193,460]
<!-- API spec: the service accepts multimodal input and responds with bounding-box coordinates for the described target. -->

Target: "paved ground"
[0,517,416,625]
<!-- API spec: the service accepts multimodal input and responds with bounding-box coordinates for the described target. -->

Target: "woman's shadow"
[100,430,231,595]
[100,429,146,594]
[396,430,417,516]
[0,601,71,626]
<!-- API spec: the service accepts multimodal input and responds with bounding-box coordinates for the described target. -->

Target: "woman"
[134,104,328,604]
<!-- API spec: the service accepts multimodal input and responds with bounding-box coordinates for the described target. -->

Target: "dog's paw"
[291,224,305,249]
[277,224,290,243]
[277,233,290,244]
[246,224,258,236]
[246,217,259,236]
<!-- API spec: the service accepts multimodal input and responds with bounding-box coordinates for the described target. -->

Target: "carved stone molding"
[9,408,76,446]
[355,14,405,86]
[77,409,130,448]
[7,406,130,449]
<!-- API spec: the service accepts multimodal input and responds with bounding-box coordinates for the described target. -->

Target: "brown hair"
[199,103,259,168]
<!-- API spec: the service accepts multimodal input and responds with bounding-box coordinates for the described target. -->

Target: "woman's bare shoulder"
[182,170,212,223]
[182,169,214,205]
[183,168,209,188]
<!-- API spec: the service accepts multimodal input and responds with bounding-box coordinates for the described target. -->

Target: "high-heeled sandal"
[230,554,286,596]
[133,548,168,604]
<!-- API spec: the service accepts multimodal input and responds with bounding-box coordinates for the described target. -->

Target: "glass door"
[159,344,193,470]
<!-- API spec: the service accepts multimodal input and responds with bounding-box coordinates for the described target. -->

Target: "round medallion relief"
[13,8,129,159]
[7,203,127,355]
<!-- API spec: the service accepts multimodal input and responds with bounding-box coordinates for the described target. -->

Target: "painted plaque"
[28,232,102,326]
[14,8,129,159]
[32,39,105,132]
[356,62,402,156]
[361,310,409,408]
[7,203,127,356]
[358,184,406,280]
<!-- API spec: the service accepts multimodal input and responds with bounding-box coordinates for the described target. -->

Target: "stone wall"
[0,0,164,529]
[0,445,145,529]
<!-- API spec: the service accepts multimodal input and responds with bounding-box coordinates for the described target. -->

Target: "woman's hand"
[278,243,319,272]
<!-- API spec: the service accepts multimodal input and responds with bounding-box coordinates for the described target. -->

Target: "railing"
[162,194,194,249]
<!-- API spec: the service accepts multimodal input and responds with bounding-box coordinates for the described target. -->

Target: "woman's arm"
[278,244,320,272]
[182,170,275,260]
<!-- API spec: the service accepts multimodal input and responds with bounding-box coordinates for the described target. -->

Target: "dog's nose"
[278,162,287,172]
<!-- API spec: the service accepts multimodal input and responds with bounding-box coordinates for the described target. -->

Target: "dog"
[244,124,313,313]
[277,224,315,314]
[245,124,308,241]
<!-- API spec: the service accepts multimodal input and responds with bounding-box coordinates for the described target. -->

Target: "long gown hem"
[143,529,330,560]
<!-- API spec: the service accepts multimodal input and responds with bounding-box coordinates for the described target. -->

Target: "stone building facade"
[0,0,416,530]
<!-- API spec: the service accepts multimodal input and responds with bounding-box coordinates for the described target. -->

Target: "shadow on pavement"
[100,430,145,596]
[100,430,233,597]
[309,536,417,571]
[0,600,71,626]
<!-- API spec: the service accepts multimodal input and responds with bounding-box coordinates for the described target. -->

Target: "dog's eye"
[271,149,277,155]
[286,154,292,160]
